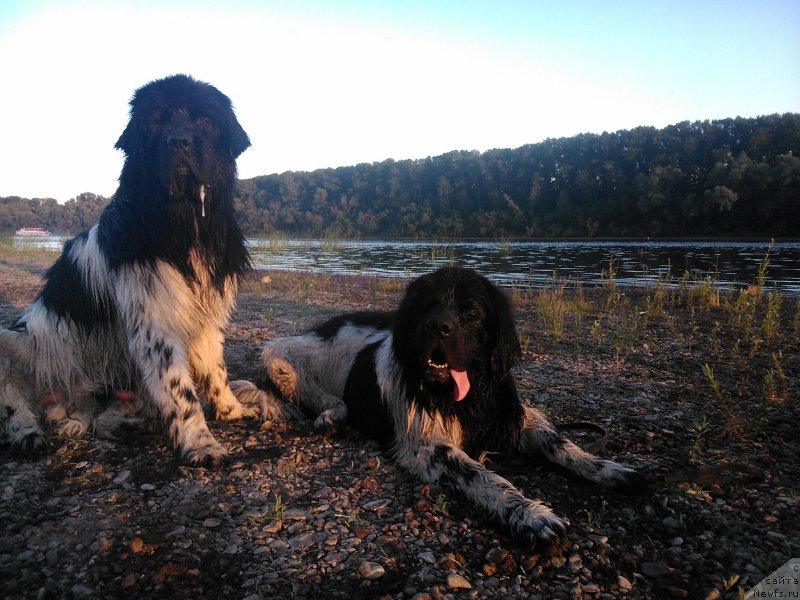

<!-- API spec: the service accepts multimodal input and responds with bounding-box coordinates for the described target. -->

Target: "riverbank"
[0,249,798,599]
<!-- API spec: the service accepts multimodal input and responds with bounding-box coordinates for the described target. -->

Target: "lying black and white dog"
[233,267,643,546]
[0,75,257,466]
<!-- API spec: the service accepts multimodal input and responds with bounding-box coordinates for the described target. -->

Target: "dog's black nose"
[426,315,455,337]
[167,132,193,151]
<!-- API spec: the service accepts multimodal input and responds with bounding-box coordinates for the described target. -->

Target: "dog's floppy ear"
[485,281,521,375]
[226,115,251,159]
[114,120,135,155]
[392,279,424,365]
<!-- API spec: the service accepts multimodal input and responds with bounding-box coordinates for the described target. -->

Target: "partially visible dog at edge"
[0,74,259,466]
[232,267,645,547]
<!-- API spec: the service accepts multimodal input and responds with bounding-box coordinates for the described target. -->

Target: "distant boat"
[14,227,51,237]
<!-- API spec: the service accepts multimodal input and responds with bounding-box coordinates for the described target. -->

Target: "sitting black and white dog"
[0,75,258,466]
[233,267,643,547]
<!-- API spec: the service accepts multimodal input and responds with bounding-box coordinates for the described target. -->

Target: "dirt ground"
[0,247,798,599]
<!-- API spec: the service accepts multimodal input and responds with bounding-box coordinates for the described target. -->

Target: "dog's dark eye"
[461,305,484,325]
[196,117,212,129]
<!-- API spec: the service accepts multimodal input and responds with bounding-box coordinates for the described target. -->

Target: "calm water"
[13,235,800,295]
[247,238,800,296]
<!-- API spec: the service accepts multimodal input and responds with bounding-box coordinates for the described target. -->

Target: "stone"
[618,576,633,591]
[446,574,471,590]
[358,561,385,579]
[641,562,669,578]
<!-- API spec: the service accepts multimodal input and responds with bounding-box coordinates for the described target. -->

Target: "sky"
[0,0,798,202]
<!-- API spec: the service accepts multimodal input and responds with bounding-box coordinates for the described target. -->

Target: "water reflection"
[12,235,799,295]
[247,238,800,295]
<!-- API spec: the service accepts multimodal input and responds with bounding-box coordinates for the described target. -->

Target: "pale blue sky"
[1,0,798,201]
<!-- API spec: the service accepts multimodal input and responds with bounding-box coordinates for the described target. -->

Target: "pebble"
[202,518,222,528]
[129,538,144,553]
[418,551,436,564]
[358,561,385,579]
[618,576,633,591]
[139,483,156,491]
[112,469,131,484]
[446,574,472,590]
[640,562,669,578]
[363,499,391,511]
[97,537,112,552]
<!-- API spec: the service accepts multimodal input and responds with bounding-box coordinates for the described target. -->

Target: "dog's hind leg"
[0,355,48,455]
[261,347,347,430]
[517,405,644,490]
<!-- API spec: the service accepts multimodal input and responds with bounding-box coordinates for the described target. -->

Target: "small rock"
[703,589,720,600]
[582,583,601,594]
[358,561,385,579]
[618,576,633,591]
[363,499,391,511]
[202,518,222,528]
[130,538,144,553]
[289,531,317,549]
[418,551,436,565]
[664,586,689,598]
[283,508,312,521]
[140,483,156,491]
[261,520,282,534]
[70,584,94,598]
[97,537,113,552]
[113,469,131,484]
[121,573,137,589]
[446,574,471,590]
[640,562,669,579]
[484,547,516,574]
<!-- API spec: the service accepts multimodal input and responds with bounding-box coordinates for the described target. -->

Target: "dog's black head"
[115,74,250,211]
[100,74,251,289]
[393,267,520,404]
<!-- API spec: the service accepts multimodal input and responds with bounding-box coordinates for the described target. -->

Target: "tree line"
[3,114,799,238]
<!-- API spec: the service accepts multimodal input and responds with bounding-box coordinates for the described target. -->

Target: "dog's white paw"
[505,499,568,548]
[183,441,229,469]
[9,428,48,456]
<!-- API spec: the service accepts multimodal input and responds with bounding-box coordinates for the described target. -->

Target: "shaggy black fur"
[347,268,525,458]
[0,74,257,466]
[98,73,251,291]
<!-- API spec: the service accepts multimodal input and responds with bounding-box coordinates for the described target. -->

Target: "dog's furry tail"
[229,379,301,423]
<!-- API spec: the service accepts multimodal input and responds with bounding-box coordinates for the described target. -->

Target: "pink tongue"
[450,370,470,401]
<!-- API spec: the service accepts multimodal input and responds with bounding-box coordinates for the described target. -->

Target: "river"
[12,235,800,295]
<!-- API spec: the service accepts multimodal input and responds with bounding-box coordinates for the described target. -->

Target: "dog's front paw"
[598,460,647,493]
[506,499,568,548]
[10,430,49,457]
[183,442,229,469]
[314,406,347,431]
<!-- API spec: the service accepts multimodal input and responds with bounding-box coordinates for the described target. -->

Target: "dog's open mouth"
[425,358,470,401]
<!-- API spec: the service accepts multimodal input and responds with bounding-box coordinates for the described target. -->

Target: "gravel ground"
[0,253,798,600]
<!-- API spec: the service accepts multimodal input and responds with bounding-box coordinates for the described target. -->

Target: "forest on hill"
[2,114,799,238]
